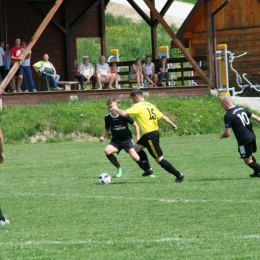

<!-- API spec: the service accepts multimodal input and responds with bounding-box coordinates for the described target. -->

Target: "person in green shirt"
[33,53,62,91]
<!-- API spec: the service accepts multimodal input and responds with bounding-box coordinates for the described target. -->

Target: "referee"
[111,89,185,183]
[220,96,260,177]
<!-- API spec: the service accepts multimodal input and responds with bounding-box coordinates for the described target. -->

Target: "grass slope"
[1,132,260,259]
[0,95,226,144]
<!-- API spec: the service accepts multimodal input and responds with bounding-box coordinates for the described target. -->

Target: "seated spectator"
[4,43,11,92]
[22,41,37,92]
[32,54,62,91]
[96,56,115,90]
[142,55,157,87]
[75,56,96,90]
[128,58,144,88]
[155,56,169,87]
[110,63,120,89]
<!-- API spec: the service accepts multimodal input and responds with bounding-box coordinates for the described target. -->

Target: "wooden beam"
[204,0,214,84]
[100,0,106,56]
[143,0,212,86]
[28,1,66,34]
[64,1,71,80]
[150,0,158,60]
[152,0,174,28]
[69,0,101,31]
[127,0,151,25]
[0,0,64,95]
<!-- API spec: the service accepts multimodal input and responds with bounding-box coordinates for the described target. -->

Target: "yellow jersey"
[126,101,163,134]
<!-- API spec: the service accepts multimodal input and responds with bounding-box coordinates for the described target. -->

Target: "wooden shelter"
[0,0,212,106]
[174,0,260,89]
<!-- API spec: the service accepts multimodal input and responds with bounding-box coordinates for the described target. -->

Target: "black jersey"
[105,113,134,142]
[224,106,255,145]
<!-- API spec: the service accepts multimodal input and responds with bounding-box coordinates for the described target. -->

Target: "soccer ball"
[99,173,112,184]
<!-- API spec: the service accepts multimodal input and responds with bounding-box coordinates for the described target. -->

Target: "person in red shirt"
[10,38,24,93]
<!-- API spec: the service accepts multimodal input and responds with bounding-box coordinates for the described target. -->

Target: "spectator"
[142,55,157,87]
[32,54,62,91]
[10,38,24,92]
[155,56,169,87]
[128,58,144,88]
[110,63,120,89]
[96,56,115,90]
[0,41,5,81]
[21,41,37,92]
[4,43,11,77]
[76,56,96,90]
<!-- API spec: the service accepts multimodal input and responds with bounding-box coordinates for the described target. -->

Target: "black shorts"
[10,65,23,76]
[238,139,257,159]
[110,138,134,153]
[137,131,163,159]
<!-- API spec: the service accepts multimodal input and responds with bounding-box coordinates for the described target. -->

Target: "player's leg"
[240,140,260,177]
[134,143,153,176]
[146,131,184,182]
[0,208,10,226]
[128,148,149,172]
[104,144,124,177]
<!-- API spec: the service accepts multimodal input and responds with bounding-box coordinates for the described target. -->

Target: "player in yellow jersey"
[111,89,185,182]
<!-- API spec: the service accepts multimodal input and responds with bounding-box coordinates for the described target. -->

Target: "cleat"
[249,172,260,178]
[175,174,185,183]
[142,168,154,177]
[116,167,124,178]
[0,219,10,226]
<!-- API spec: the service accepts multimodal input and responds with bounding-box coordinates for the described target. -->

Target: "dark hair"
[135,57,142,65]
[129,89,143,97]
[106,98,117,106]
[160,56,167,66]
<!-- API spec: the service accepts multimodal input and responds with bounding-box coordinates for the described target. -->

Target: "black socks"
[159,159,181,178]
[106,154,120,168]
[248,161,260,174]
[138,150,151,170]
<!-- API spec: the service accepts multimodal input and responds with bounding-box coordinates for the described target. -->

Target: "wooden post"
[204,0,214,85]
[143,0,212,86]
[100,0,106,56]
[150,0,158,60]
[0,0,64,95]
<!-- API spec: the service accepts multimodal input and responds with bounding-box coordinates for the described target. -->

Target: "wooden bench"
[108,56,207,88]
[58,81,79,91]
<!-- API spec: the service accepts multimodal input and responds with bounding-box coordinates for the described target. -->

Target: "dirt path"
[106,2,184,27]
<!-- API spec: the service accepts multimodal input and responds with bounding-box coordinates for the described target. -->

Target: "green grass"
[0,95,231,144]
[1,131,260,259]
[179,0,197,4]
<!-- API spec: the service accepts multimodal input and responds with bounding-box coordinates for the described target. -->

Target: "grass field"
[1,131,260,259]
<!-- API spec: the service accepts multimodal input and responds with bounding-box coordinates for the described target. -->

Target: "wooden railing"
[108,56,208,87]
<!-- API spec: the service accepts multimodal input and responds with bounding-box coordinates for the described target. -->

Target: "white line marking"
[1,193,259,204]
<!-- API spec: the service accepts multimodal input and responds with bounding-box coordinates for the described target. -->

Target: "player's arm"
[111,105,129,117]
[250,114,260,123]
[99,128,109,142]
[161,115,177,130]
[0,129,5,163]
[220,127,231,139]
[131,121,140,141]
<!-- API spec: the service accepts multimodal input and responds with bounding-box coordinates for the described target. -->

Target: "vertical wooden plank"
[64,1,71,80]
[0,0,64,94]
[150,0,158,60]
[204,0,214,84]
[100,0,106,56]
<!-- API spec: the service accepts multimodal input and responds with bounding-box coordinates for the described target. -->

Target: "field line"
[2,192,260,204]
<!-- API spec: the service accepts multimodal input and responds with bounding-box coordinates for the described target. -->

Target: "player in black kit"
[100,99,151,177]
[220,96,260,177]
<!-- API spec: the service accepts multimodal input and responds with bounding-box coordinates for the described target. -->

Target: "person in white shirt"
[76,56,96,90]
[22,41,37,92]
[96,56,115,90]
[0,41,5,80]
[142,55,157,87]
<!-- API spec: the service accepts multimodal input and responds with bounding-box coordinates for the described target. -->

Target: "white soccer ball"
[99,173,112,184]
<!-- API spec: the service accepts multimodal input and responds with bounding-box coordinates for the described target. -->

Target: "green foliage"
[2,133,260,259]
[1,95,259,144]
[76,13,179,64]
[180,0,197,4]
